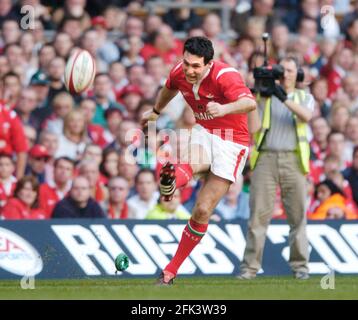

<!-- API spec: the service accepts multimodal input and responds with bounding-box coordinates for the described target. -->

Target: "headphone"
[296,66,305,83]
[279,56,304,83]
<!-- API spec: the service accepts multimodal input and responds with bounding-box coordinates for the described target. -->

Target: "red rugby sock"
[164,218,208,276]
[175,164,193,188]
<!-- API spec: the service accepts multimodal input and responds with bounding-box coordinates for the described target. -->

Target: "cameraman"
[239,56,314,280]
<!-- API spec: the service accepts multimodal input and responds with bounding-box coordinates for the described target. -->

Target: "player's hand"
[207,101,226,118]
[140,109,159,128]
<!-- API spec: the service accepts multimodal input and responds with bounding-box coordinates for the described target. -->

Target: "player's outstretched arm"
[140,86,178,128]
[154,86,179,114]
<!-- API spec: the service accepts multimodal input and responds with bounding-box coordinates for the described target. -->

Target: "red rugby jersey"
[166,61,254,146]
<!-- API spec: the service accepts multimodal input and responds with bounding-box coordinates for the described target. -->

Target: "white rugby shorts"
[189,124,249,182]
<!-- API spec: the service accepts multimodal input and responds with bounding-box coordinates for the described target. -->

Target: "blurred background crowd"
[0,0,357,221]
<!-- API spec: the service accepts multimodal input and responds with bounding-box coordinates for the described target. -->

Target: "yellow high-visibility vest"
[249,89,310,174]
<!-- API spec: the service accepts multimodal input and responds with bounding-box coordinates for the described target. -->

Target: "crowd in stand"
[0,0,357,220]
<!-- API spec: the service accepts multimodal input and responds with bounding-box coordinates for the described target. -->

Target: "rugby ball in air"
[64,49,96,94]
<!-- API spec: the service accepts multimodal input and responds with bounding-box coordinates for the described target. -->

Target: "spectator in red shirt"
[140,24,183,66]
[321,47,354,99]
[327,131,352,170]
[0,153,16,208]
[39,156,75,218]
[329,104,350,134]
[103,106,125,145]
[25,144,50,184]
[108,61,128,96]
[38,130,59,184]
[101,176,130,219]
[0,99,28,178]
[117,84,143,120]
[99,148,119,184]
[79,98,108,147]
[1,176,45,220]
[78,159,108,202]
[310,116,330,162]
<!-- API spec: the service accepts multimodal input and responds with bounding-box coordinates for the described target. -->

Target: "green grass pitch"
[0,276,357,300]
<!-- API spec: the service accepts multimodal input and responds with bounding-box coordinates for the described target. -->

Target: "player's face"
[182,51,211,84]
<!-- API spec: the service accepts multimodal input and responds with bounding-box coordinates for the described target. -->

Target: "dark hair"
[327,130,344,142]
[278,55,300,69]
[14,176,40,209]
[79,97,96,105]
[1,71,21,84]
[59,16,82,30]
[299,16,317,28]
[314,179,345,199]
[248,51,265,71]
[311,115,329,126]
[135,168,156,185]
[39,43,55,54]
[3,42,21,55]
[136,99,156,122]
[100,148,119,178]
[109,60,124,69]
[183,37,214,65]
[54,156,75,168]
[0,153,13,161]
[236,35,255,45]
[94,72,110,81]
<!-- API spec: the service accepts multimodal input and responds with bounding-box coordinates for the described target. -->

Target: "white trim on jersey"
[216,67,239,81]
[173,62,183,72]
[192,63,213,101]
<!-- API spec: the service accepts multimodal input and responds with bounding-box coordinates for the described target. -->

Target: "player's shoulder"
[169,61,183,76]
[211,61,241,81]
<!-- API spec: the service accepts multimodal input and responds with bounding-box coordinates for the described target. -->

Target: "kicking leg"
[159,143,210,200]
[158,173,231,284]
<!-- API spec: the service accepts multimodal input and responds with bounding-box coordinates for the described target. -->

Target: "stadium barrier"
[0,219,357,279]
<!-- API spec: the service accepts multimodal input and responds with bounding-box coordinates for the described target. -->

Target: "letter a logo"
[320,267,335,290]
